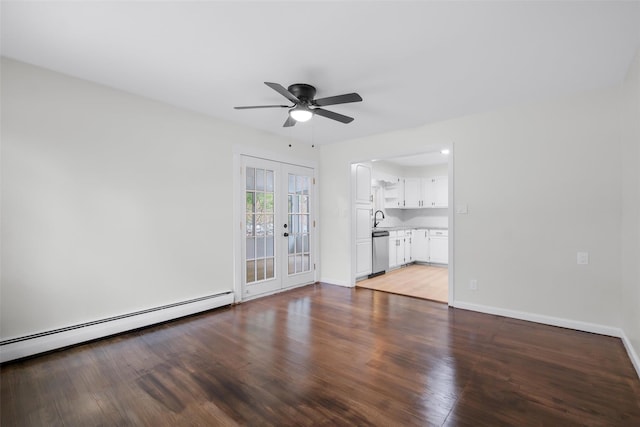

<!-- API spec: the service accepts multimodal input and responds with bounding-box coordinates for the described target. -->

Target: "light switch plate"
[456,204,468,214]
[577,252,589,265]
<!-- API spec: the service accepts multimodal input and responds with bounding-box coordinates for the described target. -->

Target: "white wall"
[620,51,640,364]
[320,83,625,328]
[0,58,317,340]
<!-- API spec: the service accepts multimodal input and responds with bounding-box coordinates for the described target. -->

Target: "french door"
[242,156,315,298]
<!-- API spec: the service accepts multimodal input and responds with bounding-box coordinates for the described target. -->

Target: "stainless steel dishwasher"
[370,230,389,278]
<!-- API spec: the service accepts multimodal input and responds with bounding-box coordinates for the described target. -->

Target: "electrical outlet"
[469,279,478,291]
[577,252,589,265]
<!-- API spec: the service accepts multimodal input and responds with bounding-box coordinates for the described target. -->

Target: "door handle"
[283,232,289,237]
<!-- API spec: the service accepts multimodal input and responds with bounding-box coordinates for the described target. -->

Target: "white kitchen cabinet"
[403,178,421,208]
[429,229,449,264]
[355,240,372,277]
[389,230,413,267]
[353,163,372,278]
[403,229,412,264]
[355,206,372,241]
[422,176,448,208]
[355,164,373,204]
[383,177,404,209]
[433,176,448,208]
[388,231,398,268]
[383,175,448,209]
[412,229,429,262]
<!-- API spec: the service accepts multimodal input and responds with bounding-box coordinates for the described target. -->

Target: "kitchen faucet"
[373,210,385,228]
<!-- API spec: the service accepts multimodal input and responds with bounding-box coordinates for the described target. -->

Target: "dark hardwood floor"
[2,283,639,426]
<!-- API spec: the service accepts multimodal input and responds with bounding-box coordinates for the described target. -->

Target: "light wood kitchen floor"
[357,264,448,303]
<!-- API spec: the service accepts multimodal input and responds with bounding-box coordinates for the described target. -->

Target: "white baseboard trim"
[0,292,234,363]
[620,330,640,380]
[320,277,352,287]
[453,300,640,379]
[453,301,621,336]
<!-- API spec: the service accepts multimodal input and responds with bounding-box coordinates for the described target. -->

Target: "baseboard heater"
[0,291,234,363]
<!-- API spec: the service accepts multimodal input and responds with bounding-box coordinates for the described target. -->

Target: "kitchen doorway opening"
[350,150,453,305]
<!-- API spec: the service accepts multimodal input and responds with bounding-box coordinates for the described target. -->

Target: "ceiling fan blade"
[234,105,289,110]
[264,82,300,104]
[313,93,362,107]
[313,108,354,124]
[283,115,297,127]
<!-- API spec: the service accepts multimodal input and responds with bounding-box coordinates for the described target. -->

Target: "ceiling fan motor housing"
[288,84,316,104]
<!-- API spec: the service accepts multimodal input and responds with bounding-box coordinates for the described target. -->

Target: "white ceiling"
[2,1,639,146]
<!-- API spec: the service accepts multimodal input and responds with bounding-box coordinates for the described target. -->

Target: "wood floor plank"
[357,264,449,302]
[1,283,639,426]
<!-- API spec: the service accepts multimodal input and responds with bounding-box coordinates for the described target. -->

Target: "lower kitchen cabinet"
[412,229,429,262]
[403,229,412,264]
[388,231,398,269]
[389,228,448,268]
[389,230,412,268]
[388,231,405,268]
[429,229,449,264]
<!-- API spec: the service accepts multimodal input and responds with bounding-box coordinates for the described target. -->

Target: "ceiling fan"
[234,82,362,127]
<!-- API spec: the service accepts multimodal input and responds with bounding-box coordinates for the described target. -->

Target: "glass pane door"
[281,164,315,289]
[245,166,275,284]
[287,173,311,275]
[242,157,281,297]
[241,157,315,298]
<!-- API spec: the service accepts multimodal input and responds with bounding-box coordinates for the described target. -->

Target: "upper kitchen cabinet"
[355,164,372,204]
[371,155,449,210]
[385,175,448,209]
[422,176,448,208]
[383,177,403,209]
[403,178,421,208]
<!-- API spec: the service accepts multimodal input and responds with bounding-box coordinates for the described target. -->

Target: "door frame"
[232,145,319,303]
[349,144,455,306]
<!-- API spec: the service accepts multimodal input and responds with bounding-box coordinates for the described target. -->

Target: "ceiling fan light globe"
[289,108,313,122]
